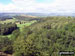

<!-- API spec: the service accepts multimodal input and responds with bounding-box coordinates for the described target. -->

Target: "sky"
[0,0,75,13]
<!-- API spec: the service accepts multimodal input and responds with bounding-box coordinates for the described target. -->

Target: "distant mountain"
[48,13,75,16]
[0,13,24,20]
[0,13,48,17]
[26,13,75,16]
[0,13,75,17]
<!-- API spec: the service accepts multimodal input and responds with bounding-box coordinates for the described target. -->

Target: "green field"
[0,19,16,24]
[17,20,37,27]
[0,34,12,39]
[0,20,37,38]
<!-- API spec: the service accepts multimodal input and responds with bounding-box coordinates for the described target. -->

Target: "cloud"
[0,0,75,13]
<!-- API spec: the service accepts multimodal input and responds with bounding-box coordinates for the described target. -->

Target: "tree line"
[0,23,17,35]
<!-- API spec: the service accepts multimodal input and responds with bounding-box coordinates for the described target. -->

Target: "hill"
[0,15,75,56]
[13,15,40,21]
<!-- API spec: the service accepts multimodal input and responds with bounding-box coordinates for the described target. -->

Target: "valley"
[0,14,75,56]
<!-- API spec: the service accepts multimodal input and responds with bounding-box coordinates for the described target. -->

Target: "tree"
[0,37,13,54]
